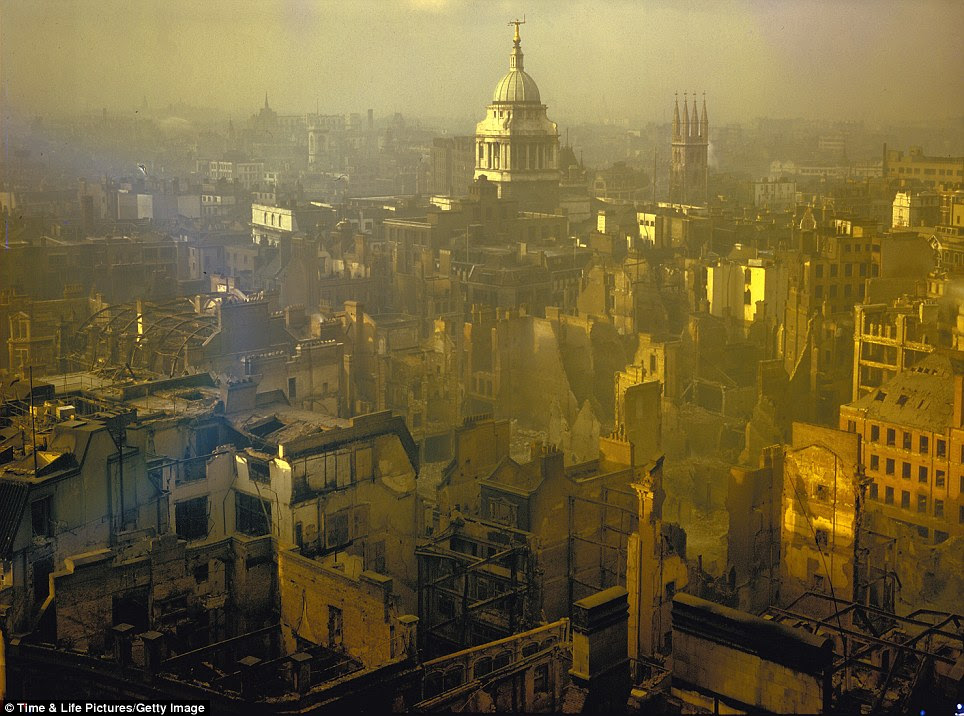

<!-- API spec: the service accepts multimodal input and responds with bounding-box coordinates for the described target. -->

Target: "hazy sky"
[2,0,962,125]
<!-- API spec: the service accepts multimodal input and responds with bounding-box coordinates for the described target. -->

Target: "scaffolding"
[69,297,221,378]
[765,592,962,714]
[566,487,637,615]
[416,518,532,658]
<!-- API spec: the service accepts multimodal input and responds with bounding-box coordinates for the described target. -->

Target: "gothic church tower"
[669,93,709,205]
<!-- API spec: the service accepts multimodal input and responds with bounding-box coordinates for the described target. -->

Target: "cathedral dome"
[490,20,542,104]
[492,69,541,104]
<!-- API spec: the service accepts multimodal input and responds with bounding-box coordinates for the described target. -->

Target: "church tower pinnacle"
[700,93,708,138]
[682,92,690,137]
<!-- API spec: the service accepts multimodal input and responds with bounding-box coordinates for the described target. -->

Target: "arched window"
[443,665,465,691]
[424,671,444,698]
[473,656,493,679]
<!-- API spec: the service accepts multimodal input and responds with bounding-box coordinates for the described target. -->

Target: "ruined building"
[840,350,964,545]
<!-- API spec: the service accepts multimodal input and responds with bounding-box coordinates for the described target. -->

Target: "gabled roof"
[481,455,543,495]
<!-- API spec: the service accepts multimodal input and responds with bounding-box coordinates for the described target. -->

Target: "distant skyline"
[2,0,963,126]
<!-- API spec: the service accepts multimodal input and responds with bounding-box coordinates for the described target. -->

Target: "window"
[489,497,518,526]
[438,595,455,619]
[325,509,350,550]
[960,505,964,524]
[475,576,490,601]
[474,657,493,678]
[815,264,823,278]
[533,663,550,694]
[935,470,945,488]
[886,458,895,475]
[236,492,270,536]
[248,458,270,484]
[935,530,949,544]
[936,439,946,458]
[830,264,838,277]
[918,466,928,484]
[327,605,343,649]
[919,435,928,454]
[917,495,927,514]
[901,490,910,509]
[175,497,209,540]
[870,425,879,442]
[288,377,297,400]
[902,432,912,450]
[885,486,894,505]
[368,540,386,573]
[935,499,944,519]
[443,665,465,691]
[870,454,879,471]
[815,529,829,550]
[902,462,911,479]
[886,428,895,446]
[31,497,53,538]
[869,482,878,500]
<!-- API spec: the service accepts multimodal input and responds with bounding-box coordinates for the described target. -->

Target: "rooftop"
[846,350,964,433]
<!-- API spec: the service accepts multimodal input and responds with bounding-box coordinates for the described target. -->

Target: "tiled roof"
[847,351,964,433]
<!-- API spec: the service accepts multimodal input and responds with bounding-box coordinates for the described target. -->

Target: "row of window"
[869,425,950,458]
[868,483,960,521]
[896,166,963,176]
[813,261,869,279]
[178,493,373,553]
[868,454,949,488]
[423,649,552,700]
[814,282,865,299]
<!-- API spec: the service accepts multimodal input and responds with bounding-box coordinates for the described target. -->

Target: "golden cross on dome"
[509,16,526,43]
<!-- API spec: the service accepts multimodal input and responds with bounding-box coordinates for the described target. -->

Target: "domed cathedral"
[474,20,561,213]
[669,92,709,206]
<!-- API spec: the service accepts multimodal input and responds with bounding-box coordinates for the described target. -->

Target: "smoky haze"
[2,0,963,125]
